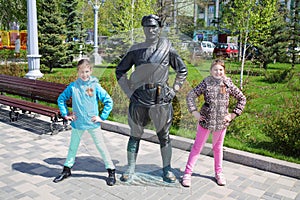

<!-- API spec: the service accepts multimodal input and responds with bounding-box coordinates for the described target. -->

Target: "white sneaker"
[181,174,191,187]
[215,173,226,186]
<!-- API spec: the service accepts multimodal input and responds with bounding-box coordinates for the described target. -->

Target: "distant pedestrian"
[53,59,116,186]
[14,35,21,58]
[181,59,246,187]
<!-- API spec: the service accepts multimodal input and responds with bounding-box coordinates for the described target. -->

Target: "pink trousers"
[184,125,226,175]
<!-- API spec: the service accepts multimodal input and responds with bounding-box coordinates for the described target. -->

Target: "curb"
[102,120,300,179]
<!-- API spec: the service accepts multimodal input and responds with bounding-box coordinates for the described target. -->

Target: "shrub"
[0,63,27,77]
[0,49,27,61]
[262,96,300,157]
[264,68,294,83]
[287,72,300,91]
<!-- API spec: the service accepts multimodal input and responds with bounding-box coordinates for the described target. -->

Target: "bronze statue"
[116,14,187,183]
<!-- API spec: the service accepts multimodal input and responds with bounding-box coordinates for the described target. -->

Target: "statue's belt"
[140,83,158,90]
[133,83,166,90]
[131,83,165,104]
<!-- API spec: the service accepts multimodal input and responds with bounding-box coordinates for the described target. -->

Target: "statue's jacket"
[116,38,187,107]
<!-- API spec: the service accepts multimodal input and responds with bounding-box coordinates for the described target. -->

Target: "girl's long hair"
[211,59,226,94]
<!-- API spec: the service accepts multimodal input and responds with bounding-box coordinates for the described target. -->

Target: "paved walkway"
[0,108,299,200]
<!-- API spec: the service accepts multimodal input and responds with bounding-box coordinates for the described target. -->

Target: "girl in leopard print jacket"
[181,59,246,187]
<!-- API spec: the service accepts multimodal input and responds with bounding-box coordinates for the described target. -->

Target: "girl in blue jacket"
[53,59,116,186]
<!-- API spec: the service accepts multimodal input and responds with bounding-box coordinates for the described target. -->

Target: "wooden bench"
[0,74,71,134]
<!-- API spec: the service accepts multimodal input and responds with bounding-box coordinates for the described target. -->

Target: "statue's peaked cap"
[141,14,162,27]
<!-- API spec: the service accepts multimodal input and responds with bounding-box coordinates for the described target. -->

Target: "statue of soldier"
[115,14,187,183]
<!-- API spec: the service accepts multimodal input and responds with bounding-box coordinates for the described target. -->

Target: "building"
[169,0,296,43]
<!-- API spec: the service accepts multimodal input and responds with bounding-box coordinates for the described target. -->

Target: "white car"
[287,45,300,63]
[200,41,215,56]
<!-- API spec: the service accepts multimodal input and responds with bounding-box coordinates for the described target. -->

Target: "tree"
[97,0,156,35]
[60,0,86,65]
[288,0,300,68]
[37,0,68,72]
[222,0,288,88]
[222,0,256,89]
[0,0,27,30]
[250,0,288,69]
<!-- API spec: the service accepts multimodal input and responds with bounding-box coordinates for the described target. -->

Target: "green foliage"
[60,0,86,65]
[287,0,300,68]
[262,97,300,157]
[264,68,294,83]
[177,15,195,38]
[222,0,256,40]
[287,73,300,91]
[0,49,27,60]
[104,28,144,64]
[0,63,27,77]
[222,0,290,69]
[250,1,289,69]
[0,49,16,60]
[98,0,156,36]
[164,29,188,60]
[37,0,68,72]
[0,0,27,30]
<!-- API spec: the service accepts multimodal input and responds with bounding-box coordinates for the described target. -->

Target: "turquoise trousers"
[64,127,115,170]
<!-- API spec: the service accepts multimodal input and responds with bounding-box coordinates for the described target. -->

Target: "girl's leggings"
[64,127,115,170]
[184,125,226,175]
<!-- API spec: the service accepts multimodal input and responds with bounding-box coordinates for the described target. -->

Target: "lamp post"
[88,0,104,65]
[25,0,43,79]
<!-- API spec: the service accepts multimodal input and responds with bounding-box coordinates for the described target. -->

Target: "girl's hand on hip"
[192,111,206,121]
[65,113,76,121]
[91,116,103,123]
[223,113,236,124]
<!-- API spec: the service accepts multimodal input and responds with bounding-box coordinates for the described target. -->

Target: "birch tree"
[222,0,287,89]
[222,0,256,89]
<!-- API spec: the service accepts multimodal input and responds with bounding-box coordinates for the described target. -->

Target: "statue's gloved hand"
[163,88,176,103]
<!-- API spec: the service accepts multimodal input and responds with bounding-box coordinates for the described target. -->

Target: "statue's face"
[143,26,160,41]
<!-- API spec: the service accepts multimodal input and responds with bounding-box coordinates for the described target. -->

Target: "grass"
[1,59,299,164]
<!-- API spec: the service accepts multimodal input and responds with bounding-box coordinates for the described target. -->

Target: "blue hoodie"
[57,76,113,130]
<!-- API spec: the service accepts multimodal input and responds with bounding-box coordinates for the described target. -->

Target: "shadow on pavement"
[11,155,189,187]
[0,107,52,135]
[12,156,113,181]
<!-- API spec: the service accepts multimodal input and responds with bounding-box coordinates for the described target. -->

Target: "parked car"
[188,42,202,58]
[85,40,94,45]
[287,45,300,63]
[213,43,239,58]
[200,41,215,56]
[188,41,216,58]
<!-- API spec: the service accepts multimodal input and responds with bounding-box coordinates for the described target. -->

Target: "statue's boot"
[161,143,176,183]
[120,137,139,182]
[120,151,137,182]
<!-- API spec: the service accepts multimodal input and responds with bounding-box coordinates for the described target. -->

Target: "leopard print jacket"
[186,76,246,131]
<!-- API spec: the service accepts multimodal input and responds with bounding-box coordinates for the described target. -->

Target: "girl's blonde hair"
[77,59,94,97]
[77,59,92,71]
[211,59,226,94]
[210,59,225,73]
